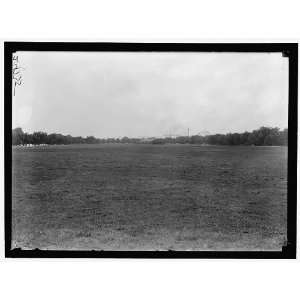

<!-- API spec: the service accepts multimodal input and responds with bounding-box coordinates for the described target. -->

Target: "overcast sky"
[12,51,288,138]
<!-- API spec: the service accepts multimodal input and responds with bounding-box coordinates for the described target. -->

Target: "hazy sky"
[12,51,288,138]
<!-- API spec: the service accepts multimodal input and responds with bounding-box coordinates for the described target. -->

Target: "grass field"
[12,144,287,251]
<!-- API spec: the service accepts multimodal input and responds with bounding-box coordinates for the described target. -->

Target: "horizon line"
[12,125,288,139]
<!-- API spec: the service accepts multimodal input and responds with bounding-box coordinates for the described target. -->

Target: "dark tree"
[12,127,24,145]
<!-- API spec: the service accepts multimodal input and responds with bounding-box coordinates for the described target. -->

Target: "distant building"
[197,131,210,136]
[163,134,180,139]
[139,137,157,142]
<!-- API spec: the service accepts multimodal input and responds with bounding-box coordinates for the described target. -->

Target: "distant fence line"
[12,126,288,146]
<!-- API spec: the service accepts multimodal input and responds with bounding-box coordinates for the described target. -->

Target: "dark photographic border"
[4,42,298,258]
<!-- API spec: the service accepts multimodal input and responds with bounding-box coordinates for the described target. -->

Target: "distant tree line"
[151,127,288,146]
[12,128,143,146]
[12,126,288,146]
[12,128,100,146]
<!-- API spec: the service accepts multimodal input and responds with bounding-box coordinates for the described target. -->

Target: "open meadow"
[12,144,287,251]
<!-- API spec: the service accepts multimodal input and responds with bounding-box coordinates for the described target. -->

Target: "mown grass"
[12,144,287,250]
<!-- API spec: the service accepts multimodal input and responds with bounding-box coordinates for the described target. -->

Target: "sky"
[12,51,288,138]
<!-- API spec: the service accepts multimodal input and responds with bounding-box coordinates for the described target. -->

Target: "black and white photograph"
[5,43,297,257]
